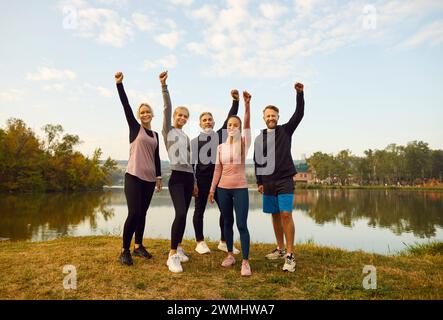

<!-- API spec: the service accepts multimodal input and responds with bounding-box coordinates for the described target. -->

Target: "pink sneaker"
[241,260,252,277]
[221,255,236,267]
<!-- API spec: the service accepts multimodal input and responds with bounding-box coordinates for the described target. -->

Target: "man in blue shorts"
[254,82,305,272]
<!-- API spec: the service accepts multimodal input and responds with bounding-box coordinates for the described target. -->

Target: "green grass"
[398,241,443,256]
[0,237,441,300]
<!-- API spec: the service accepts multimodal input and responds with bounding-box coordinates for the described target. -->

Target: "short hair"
[174,106,190,117]
[137,103,153,119]
[199,112,213,121]
[263,105,279,114]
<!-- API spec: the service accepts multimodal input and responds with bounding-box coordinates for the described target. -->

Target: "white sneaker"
[282,253,296,272]
[195,241,211,254]
[167,254,183,273]
[217,241,240,255]
[177,246,190,262]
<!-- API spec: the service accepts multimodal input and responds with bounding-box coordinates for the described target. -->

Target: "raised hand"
[243,91,251,104]
[295,82,304,93]
[159,71,168,85]
[231,89,239,101]
[115,72,124,84]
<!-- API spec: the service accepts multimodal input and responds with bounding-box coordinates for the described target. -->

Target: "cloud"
[43,83,66,92]
[154,31,181,49]
[0,89,25,102]
[169,0,194,7]
[189,4,217,22]
[132,12,156,32]
[26,67,77,81]
[397,20,443,48]
[184,0,443,78]
[259,3,288,20]
[59,0,134,47]
[83,83,114,98]
[143,55,178,70]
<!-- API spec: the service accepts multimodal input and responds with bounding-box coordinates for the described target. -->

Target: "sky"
[0,0,442,161]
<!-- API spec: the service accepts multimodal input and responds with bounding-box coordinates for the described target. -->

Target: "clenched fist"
[159,71,168,85]
[295,82,304,93]
[115,72,124,84]
[243,91,252,104]
[231,89,239,101]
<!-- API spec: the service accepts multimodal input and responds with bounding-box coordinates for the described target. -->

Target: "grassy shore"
[0,237,442,300]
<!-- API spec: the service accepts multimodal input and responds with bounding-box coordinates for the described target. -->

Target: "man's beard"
[266,120,277,129]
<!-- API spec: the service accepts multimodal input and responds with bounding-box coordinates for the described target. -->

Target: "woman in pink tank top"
[209,91,253,277]
[115,72,162,266]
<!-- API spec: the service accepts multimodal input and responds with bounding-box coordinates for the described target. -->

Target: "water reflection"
[0,190,442,253]
[300,190,443,238]
[0,192,114,241]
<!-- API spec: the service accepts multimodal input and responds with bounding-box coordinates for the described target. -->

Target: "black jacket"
[191,99,239,179]
[254,92,304,184]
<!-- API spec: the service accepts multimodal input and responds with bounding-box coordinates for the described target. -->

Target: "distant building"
[294,161,313,183]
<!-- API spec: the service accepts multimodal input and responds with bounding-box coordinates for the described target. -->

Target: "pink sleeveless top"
[210,132,251,192]
[126,126,158,182]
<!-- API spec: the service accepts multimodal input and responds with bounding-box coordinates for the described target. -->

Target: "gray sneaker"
[265,248,286,260]
[282,254,296,272]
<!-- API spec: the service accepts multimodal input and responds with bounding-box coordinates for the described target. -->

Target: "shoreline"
[2,185,442,195]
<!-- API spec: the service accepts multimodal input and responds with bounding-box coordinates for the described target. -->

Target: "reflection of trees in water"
[0,192,114,241]
[1,189,442,241]
[302,190,443,238]
[106,189,265,210]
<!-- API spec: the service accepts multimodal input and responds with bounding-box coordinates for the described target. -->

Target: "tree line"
[307,142,443,186]
[0,118,116,192]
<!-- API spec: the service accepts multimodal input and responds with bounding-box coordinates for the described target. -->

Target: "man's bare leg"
[272,213,285,250]
[280,211,295,255]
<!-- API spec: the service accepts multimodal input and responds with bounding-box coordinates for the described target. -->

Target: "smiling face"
[227,116,241,138]
[138,104,153,126]
[173,107,189,128]
[199,113,215,132]
[263,106,280,129]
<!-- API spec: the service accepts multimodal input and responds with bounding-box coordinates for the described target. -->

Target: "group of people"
[115,71,305,276]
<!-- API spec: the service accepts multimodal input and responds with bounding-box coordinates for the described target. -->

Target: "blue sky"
[1,0,442,161]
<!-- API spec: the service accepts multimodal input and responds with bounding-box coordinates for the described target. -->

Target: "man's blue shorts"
[262,177,295,214]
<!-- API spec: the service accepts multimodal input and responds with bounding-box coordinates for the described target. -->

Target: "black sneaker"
[120,249,133,266]
[132,245,153,259]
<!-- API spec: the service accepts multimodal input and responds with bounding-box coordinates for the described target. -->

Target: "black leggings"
[169,170,194,250]
[123,173,156,250]
[193,176,225,242]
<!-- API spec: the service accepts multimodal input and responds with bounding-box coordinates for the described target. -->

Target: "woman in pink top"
[209,91,252,277]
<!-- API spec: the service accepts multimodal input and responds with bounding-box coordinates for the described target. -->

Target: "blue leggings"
[216,187,250,260]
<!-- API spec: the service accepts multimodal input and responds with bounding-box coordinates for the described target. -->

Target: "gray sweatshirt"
[162,85,194,174]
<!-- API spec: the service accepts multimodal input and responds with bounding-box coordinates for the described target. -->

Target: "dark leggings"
[123,173,156,250]
[193,176,225,242]
[216,187,250,259]
[169,170,194,250]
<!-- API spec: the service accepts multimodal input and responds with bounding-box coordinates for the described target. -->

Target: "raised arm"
[160,71,172,146]
[217,90,240,143]
[282,82,305,136]
[115,72,139,132]
[243,91,251,151]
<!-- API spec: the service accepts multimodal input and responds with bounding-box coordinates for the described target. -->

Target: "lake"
[0,189,442,255]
